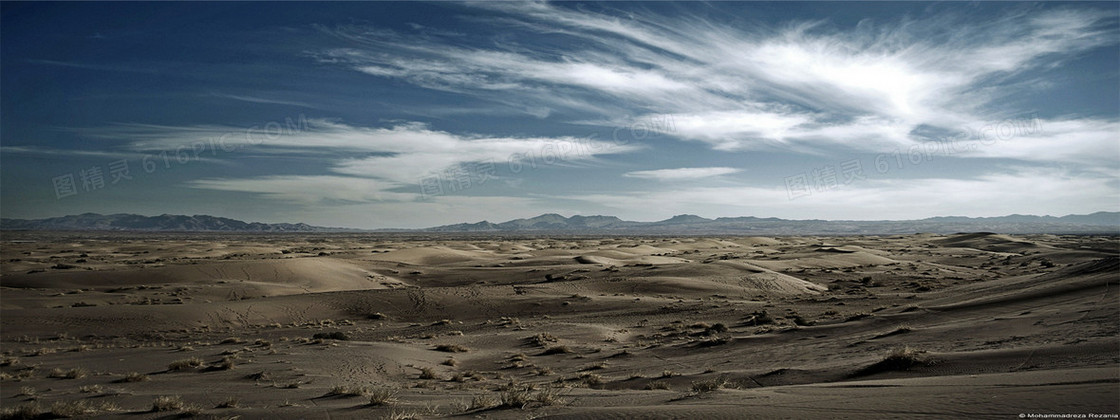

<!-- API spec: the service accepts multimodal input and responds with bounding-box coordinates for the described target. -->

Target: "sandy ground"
[0,232,1117,419]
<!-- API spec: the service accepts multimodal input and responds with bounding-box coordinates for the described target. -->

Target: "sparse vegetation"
[540,345,572,355]
[853,346,934,377]
[47,367,87,379]
[151,395,185,412]
[367,387,398,406]
[434,344,469,353]
[209,356,236,371]
[328,384,371,397]
[742,310,775,326]
[525,333,558,347]
[417,366,439,380]
[168,357,204,371]
[580,372,604,387]
[645,381,671,390]
[499,387,533,409]
[10,400,119,418]
[312,331,350,341]
[469,394,499,410]
[690,376,728,393]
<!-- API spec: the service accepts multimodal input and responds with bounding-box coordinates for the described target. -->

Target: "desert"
[1,231,1116,419]
[3,3,1120,418]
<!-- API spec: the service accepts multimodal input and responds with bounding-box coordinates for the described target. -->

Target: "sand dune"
[1,232,1116,419]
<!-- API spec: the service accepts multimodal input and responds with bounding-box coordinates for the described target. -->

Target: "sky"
[1,1,1118,229]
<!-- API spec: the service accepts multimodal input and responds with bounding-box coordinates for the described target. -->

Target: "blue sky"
[2,1,1117,228]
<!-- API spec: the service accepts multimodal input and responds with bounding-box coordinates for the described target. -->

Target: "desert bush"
[209,356,236,371]
[417,366,438,380]
[168,357,203,371]
[367,387,397,406]
[150,395,185,412]
[791,315,815,326]
[468,394,498,410]
[434,344,469,353]
[540,345,572,355]
[533,387,564,406]
[696,336,731,347]
[580,362,608,371]
[49,400,119,417]
[312,331,349,341]
[500,387,533,409]
[845,313,873,322]
[384,410,423,420]
[116,371,149,383]
[48,367,87,379]
[853,346,933,377]
[644,381,671,390]
[0,402,42,420]
[742,310,774,326]
[524,333,558,347]
[580,373,604,387]
[690,377,728,393]
[328,384,370,397]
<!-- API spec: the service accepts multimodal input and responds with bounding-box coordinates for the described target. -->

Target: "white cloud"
[320,5,1117,167]
[187,175,414,204]
[91,119,637,185]
[564,167,1118,221]
[623,167,741,181]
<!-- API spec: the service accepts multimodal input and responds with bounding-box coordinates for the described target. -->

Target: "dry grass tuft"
[645,381,671,390]
[540,345,572,355]
[168,357,204,371]
[853,346,934,377]
[216,396,240,408]
[367,387,398,406]
[16,400,120,418]
[434,344,469,353]
[690,376,728,393]
[47,367,88,379]
[524,333,558,347]
[328,384,370,397]
[417,366,439,380]
[150,395,185,412]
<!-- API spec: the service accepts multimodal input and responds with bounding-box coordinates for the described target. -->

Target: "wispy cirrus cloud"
[187,175,414,204]
[623,167,741,181]
[318,4,1117,166]
[84,118,637,202]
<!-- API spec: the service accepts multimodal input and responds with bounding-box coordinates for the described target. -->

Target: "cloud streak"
[320,4,1117,166]
[623,167,741,181]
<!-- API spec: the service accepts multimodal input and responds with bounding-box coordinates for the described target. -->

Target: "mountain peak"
[660,214,712,224]
[0,213,347,232]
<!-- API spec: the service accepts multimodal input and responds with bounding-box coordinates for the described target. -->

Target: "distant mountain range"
[2,211,1117,234]
[0,213,348,232]
[426,212,1120,235]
